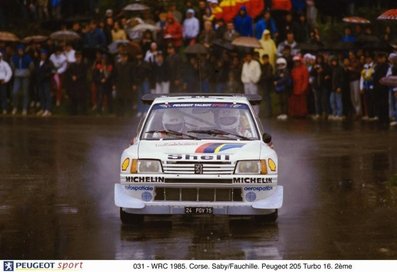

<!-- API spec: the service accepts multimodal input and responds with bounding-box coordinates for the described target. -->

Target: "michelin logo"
[3,261,14,271]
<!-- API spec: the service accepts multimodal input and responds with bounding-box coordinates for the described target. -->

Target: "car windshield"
[140,102,259,140]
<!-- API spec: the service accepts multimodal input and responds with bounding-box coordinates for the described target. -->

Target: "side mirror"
[262,133,272,144]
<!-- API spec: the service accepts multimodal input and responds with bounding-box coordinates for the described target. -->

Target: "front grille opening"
[154,188,243,202]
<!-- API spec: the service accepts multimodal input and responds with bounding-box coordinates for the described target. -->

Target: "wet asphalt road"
[1,116,397,260]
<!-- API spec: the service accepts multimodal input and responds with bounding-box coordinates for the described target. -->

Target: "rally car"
[115,94,283,224]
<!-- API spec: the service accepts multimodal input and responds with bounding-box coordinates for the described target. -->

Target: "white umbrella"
[123,3,150,12]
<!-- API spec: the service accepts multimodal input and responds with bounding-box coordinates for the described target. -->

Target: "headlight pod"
[131,160,163,174]
[235,160,267,174]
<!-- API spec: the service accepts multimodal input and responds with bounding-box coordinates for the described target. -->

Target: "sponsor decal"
[233,177,273,184]
[3,261,84,271]
[3,261,13,271]
[245,192,257,202]
[244,186,273,191]
[141,191,153,201]
[195,143,245,153]
[154,103,245,109]
[125,185,154,191]
[125,176,165,183]
[194,163,204,174]
[167,154,230,161]
[268,158,277,171]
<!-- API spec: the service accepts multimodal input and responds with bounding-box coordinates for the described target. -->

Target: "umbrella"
[212,39,234,51]
[50,30,80,41]
[342,16,370,24]
[378,9,397,20]
[0,31,19,42]
[108,40,130,54]
[130,23,160,32]
[123,3,149,12]
[184,43,208,55]
[231,37,261,48]
[380,76,397,87]
[22,35,48,43]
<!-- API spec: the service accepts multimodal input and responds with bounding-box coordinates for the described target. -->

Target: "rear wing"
[141,93,262,105]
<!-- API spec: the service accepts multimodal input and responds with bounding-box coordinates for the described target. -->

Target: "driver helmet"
[217,109,240,131]
[162,110,184,132]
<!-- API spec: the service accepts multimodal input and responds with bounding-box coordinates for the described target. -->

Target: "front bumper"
[114,184,283,215]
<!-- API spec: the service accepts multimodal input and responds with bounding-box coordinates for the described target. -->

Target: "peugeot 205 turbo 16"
[115,94,283,224]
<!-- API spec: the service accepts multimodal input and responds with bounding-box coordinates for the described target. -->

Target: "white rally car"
[115,94,283,224]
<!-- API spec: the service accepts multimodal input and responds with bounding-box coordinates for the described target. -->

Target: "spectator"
[279,12,294,42]
[223,22,239,42]
[260,54,274,118]
[203,7,214,24]
[68,51,89,115]
[292,14,310,43]
[93,54,113,115]
[168,4,182,23]
[289,55,309,117]
[360,55,375,120]
[306,0,318,27]
[274,57,291,120]
[292,0,306,14]
[255,10,278,40]
[144,42,158,64]
[0,52,12,114]
[341,58,353,118]
[165,44,182,93]
[212,52,230,93]
[113,53,134,116]
[311,54,332,119]
[234,6,253,37]
[341,27,356,43]
[277,31,300,57]
[199,20,216,48]
[112,21,127,42]
[347,52,362,119]
[388,53,397,127]
[214,18,226,40]
[141,30,154,54]
[51,0,61,19]
[329,57,345,120]
[11,44,34,116]
[256,29,277,69]
[241,51,261,115]
[164,13,183,48]
[35,49,53,117]
[183,9,200,45]
[373,52,390,128]
[152,51,170,94]
[49,46,67,107]
[133,52,151,117]
[37,0,49,19]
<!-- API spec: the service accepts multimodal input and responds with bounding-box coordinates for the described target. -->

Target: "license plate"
[184,207,213,215]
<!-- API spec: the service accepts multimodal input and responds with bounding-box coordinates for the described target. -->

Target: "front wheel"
[120,208,144,225]
[253,210,278,224]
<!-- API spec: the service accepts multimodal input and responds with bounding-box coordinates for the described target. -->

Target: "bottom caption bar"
[1,260,397,272]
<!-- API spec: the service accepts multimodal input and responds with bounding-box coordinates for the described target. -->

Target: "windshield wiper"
[145,130,200,139]
[188,129,252,140]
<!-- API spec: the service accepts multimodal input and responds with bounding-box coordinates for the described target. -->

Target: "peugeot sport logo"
[3,261,14,271]
[194,163,203,174]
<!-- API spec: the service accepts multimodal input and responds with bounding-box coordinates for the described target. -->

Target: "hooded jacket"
[255,17,278,40]
[183,10,200,39]
[233,6,253,37]
[0,59,12,83]
[256,30,277,68]
[164,13,183,47]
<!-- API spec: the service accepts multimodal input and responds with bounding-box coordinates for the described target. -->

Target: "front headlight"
[137,160,162,173]
[235,160,267,174]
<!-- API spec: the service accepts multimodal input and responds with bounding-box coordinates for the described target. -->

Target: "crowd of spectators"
[0,0,396,128]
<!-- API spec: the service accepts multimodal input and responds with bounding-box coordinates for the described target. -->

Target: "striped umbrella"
[342,16,370,24]
[232,36,261,48]
[378,9,397,20]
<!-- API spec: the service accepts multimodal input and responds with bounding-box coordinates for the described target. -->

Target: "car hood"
[138,140,261,162]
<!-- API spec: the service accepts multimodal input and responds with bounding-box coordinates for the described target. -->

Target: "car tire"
[120,208,144,225]
[253,210,278,224]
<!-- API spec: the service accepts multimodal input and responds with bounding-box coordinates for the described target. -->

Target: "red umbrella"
[378,9,397,20]
[342,16,370,24]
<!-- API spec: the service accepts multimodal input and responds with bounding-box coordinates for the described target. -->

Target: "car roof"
[142,94,262,104]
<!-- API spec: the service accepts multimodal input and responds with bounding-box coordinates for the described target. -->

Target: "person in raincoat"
[163,13,183,49]
[233,6,253,37]
[255,29,277,69]
[255,10,278,40]
[289,55,309,117]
